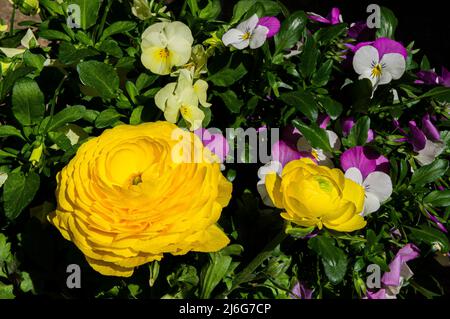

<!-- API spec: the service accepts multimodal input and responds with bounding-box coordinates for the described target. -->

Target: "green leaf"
[58,42,99,65]
[100,21,137,41]
[215,90,243,113]
[48,105,86,131]
[314,23,347,45]
[424,191,450,207]
[0,66,34,101]
[0,283,14,299]
[274,11,307,55]
[199,252,232,299]
[347,116,370,146]
[97,40,123,58]
[376,7,398,39]
[136,73,157,91]
[292,119,332,153]
[318,96,343,120]
[411,159,448,186]
[77,61,119,99]
[199,0,221,20]
[0,233,12,264]
[408,225,449,253]
[12,78,45,126]
[3,171,40,220]
[231,0,281,24]
[95,109,123,128]
[38,30,72,42]
[344,79,373,112]
[130,106,144,125]
[299,35,319,79]
[23,51,46,71]
[20,272,34,293]
[280,89,318,121]
[0,125,25,140]
[308,235,348,284]
[420,87,450,102]
[311,59,333,87]
[68,0,102,30]
[208,63,247,87]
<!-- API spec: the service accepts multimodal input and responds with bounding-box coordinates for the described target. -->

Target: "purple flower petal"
[408,121,427,152]
[281,125,302,149]
[381,244,420,287]
[308,13,331,24]
[341,146,377,179]
[330,7,342,25]
[426,210,448,234]
[348,21,374,42]
[416,70,440,85]
[258,16,281,38]
[365,289,389,299]
[422,114,441,141]
[290,282,314,299]
[272,140,304,167]
[342,117,355,136]
[372,37,408,60]
[195,128,230,162]
[439,67,450,87]
[318,114,331,129]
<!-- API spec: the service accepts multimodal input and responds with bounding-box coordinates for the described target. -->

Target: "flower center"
[241,32,251,40]
[311,149,320,160]
[159,48,170,58]
[131,173,143,186]
[315,176,333,193]
[371,63,383,78]
[180,104,192,119]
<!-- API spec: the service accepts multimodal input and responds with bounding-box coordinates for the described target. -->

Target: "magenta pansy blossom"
[308,7,342,25]
[257,16,280,38]
[341,146,392,215]
[407,114,444,165]
[195,128,230,163]
[353,38,407,90]
[340,146,389,178]
[366,244,420,299]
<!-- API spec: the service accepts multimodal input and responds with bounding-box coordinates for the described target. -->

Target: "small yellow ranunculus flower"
[265,158,366,232]
[49,121,232,277]
[155,69,210,131]
[141,21,193,75]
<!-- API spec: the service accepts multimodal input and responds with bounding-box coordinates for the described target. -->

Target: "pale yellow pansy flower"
[155,69,210,131]
[141,21,193,75]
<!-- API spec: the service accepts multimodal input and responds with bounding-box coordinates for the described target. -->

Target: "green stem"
[43,74,69,134]
[216,225,288,298]
[96,0,113,42]
[9,6,16,35]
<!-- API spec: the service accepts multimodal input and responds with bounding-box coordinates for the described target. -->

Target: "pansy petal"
[422,114,440,141]
[373,37,407,59]
[257,16,280,38]
[272,140,303,167]
[381,53,406,80]
[353,45,379,75]
[237,14,259,33]
[363,192,381,215]
[364,171,393,202]
[249,25,269,49]
[167,38,192,66]
[141,47,172,75]
[344,167,363,185]
[180,105,205,131]
[415,140,445,166]
[193,79,211,107]
[154,83,177,111]
[164,21,194,45]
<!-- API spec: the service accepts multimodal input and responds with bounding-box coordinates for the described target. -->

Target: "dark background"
[223,0,450,69]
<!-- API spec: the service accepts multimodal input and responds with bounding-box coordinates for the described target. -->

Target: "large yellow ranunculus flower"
[265,158,366,232]
[141,21,193,75]
[48,121,232,277]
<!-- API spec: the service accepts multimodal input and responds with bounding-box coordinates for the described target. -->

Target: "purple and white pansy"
[395,114,445,166]
[352,38,407,91]
[222,14,280,50]
[341,146,392,215]
[366,244,420,299]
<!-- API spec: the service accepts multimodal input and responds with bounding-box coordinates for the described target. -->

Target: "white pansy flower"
[345,167,393,216]
[222,14,269,50]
